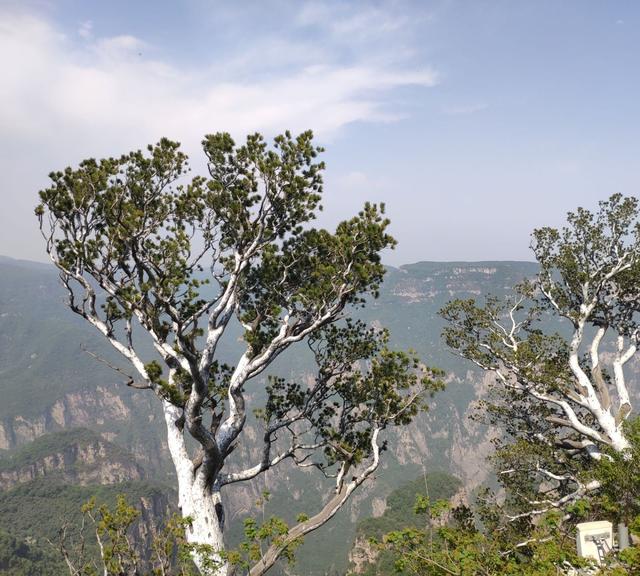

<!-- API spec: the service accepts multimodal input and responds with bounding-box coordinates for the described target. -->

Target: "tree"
[379,462,640,576]
[55,494,201,575]
[36,131,438,575]
[383,499,584,576]
[440,194,640,521]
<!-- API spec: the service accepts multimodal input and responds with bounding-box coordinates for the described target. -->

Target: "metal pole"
[618,523,630,551]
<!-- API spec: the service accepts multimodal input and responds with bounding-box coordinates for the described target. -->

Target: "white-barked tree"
[36,131,438,575]
[440,194,640,520]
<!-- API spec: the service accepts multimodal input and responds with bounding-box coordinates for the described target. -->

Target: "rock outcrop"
[0,428,146,490]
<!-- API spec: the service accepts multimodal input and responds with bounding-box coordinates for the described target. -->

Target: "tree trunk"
[163,401,227,575]
[609,426,631,454]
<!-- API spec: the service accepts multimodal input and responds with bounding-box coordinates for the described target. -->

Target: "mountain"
[0,427,147,490]
[0,427,172,575]
[349,471,463,576]
[0,256,539,575]
[0,478,171,575]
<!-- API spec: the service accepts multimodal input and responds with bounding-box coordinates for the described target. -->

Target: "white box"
[576,521,613,564]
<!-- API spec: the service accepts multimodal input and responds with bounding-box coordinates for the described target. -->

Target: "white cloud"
[442,103,489,116]
[296,1,429,40]
[78,20,93,39]
[0,8,436,149]
[0,5,437,261]
[298,2,406,38]
[294,0,431,67]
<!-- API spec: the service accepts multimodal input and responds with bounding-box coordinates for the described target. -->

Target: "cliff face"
[1,386,130,450]
[0,428,146,490]
[0,258,169,481]
[0,425,173,573]
[0,257,540,575]
[0,384,168,476]
[349,537,379,575]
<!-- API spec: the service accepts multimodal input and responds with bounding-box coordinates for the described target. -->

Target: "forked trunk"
[163,402,228,575]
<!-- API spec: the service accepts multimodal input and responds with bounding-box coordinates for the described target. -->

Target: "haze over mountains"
[0,255,538,574]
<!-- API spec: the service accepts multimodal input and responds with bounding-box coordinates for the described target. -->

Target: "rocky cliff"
[0,427,146,490]
[0,424,172,574]
[0,256,539,575]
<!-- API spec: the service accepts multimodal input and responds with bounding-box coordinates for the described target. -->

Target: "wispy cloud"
[78,20,93,39]
[294,0,431,67]
[0,3,437,260]
[297,2,409,40]
[0,6,437,149]
[442,103,489,116]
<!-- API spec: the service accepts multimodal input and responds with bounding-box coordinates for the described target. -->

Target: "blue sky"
[1,1,639,265]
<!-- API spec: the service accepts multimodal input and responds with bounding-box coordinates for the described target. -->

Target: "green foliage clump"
[594,417,640,524]
[49,490,311,576]
[382,500,589,576]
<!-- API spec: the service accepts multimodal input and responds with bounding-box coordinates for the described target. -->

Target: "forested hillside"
[0,256,537,574]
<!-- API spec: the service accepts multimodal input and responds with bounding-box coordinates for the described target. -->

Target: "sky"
[1,0,640,266]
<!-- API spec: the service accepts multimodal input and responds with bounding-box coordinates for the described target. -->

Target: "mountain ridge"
[0,255,540,574]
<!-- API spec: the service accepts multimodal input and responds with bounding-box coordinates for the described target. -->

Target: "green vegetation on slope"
[357,471,462,542]
[352,471,462,576]
[0,478,167,541]
[0,257,539,575]
[0,478,171,575]
[0,527,61,576]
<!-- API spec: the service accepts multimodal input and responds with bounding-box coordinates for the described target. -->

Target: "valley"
[0,256,538,574]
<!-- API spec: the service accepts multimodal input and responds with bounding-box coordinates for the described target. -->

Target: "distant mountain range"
[0,255,539,575]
